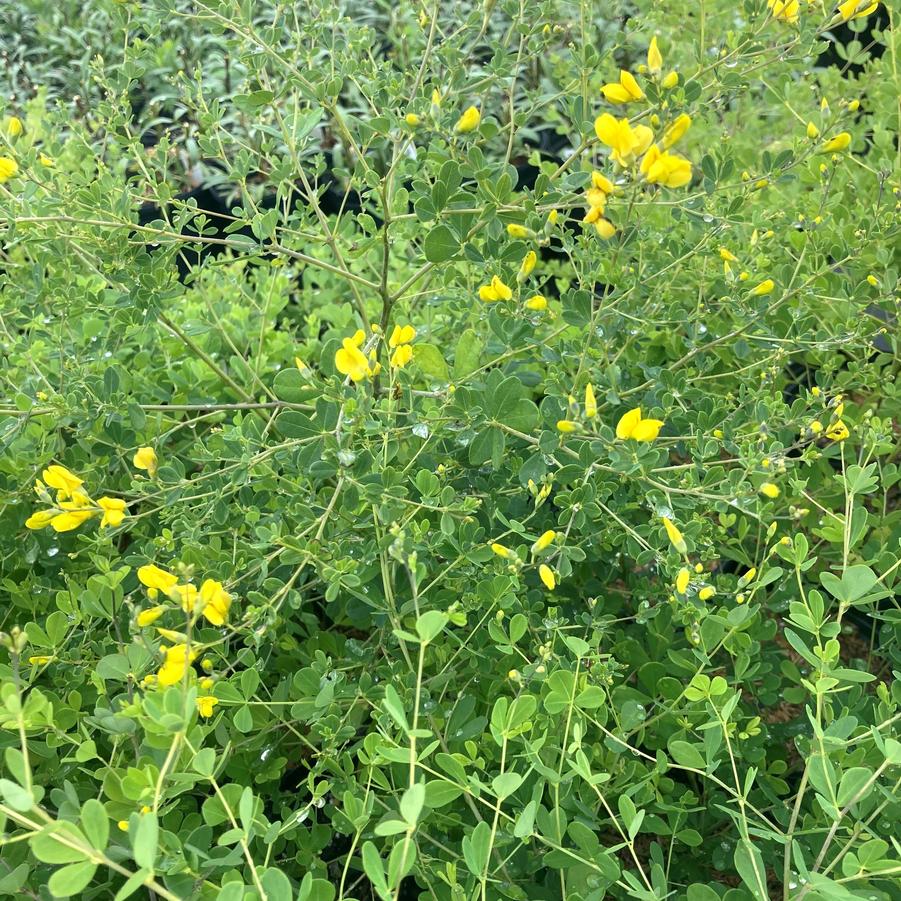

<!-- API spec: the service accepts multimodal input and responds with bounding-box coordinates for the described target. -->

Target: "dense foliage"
[0,1,899,899]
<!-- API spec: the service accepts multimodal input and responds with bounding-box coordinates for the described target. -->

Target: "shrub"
[0,1,899,899]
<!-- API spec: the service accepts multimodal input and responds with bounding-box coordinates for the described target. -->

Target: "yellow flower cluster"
[478,250,547,314]
[26,465,127,533]
[583,171,617,238]
[136,563,233,628]
[594,41,692,193]
[335,329,381,383]
[388,324,416,369]
[769,0,878,24]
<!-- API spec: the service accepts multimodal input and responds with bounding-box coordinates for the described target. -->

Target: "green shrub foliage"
[0,1,899,899]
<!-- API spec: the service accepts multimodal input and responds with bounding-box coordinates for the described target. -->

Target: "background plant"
[0,1,899,900]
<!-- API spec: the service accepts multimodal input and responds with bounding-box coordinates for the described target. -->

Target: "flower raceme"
[335,329,380,382]
[388,323,416,369]
[615,407,664,442]
[601,70,645,104]
[594,114,654,168]
[136,563,233,627]
[26,465,128,532]
[479,275,513,302]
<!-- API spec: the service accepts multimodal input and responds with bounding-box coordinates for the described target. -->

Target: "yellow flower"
[837,0,878,21]
[698,586,716,601]
[847,99,860,112]
[806,121,820,139]
[25,510,55,530]
[389,324,416,348]
[29,655,53,665]
[532,530,556,553]
[719,247,738,262]
[138,565,179,596]
[200,579,232,626]
[825,420,849,441]
[821,132,851,153]
[200,677,214,691]
[0,157,18,183]
[616,407,664,442]
[584,383,597,419]
[157,643,197,687]
[431,89,442,108]
[524,294,547,311]
[767,0,800,23]
[506,224,532,239]
[6,116,23,137]
[118,821,129,832]
[661,71,679,89]
[662,517,688,554]
[601,70,645,104]
[172,583,199,614]
[641,146,693,188]
[478,276,513,302]
[647,36,663,75]
[390,344,414,368]
[39,153,54,167]
[749,279,775,296]
[740,568,757,585]
[404,113,420,127]
[133,446,158,477]
[518,250,537,282]
[98,496,127,528]
[196,695,219,718]
[759,482,780,499]
[491,543,512,558]
[588,171,616,197]
[661,113,691,149]
[538,564,556,590]
[676,568,691,594]
[594,114,654,167]
[866,274,878,287]
[593,217,616,239]
[455,106,481,133]
[42,465,84,499]
[335,331,378,382]
[557,420,578,433]
[51,508,98,532]
[137,606,166,627]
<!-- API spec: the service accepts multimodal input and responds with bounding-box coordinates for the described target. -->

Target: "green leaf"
[734,841,768,901]
[399,783,425,827]
[273,368,319,404]
[453,328,483,380]
[80,799,109,852]
[131,813,158,870]
[192,748,217,776]
[260,867,294,901]
[668,740,706,769]
[361,842,389,900]
[819,565,878,604]
[423,225,460,262]
[48,861,97,898]
[0,778,34,812]
[415,611,448,643]
[837,767,872,807]
[413,343,449,381]
[31,822,91,865]
[491,772,523,800]
[462,821,491,876]
[424,780,463,808]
